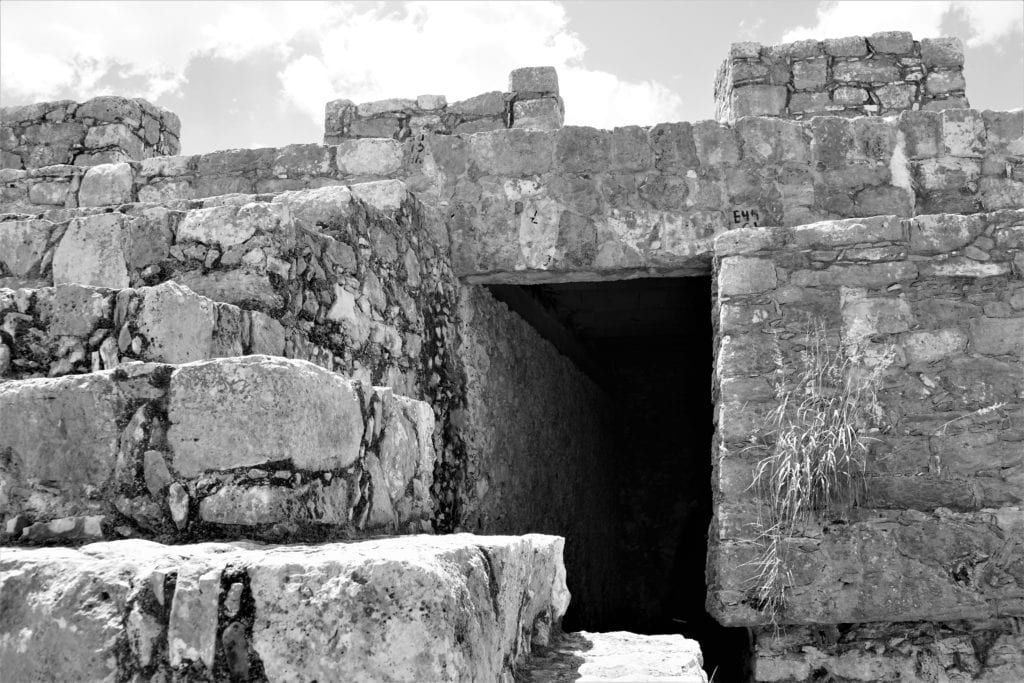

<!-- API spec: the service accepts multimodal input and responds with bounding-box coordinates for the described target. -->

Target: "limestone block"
[926,70,966,95]
[53,213,130,288]
[356,98,416,117]
[970,317,1024,355]
[922,96,969,112]
[174,269,282,310]
[868,31,914,54]
[449,91,506,117]
[39,284,111,336]
[509,66,559,95]
[377,388,435,502]
[792,58,827,90]
[0,371,128,519]
[415,94,447,110]
[824,36,868,57]
[792,215,904,248]
[693,120,740,166]
[787,39,823,59]
[511,97,564,131]
[648,122,698,170]
[75,96,143,125]
[908,213,984,254]
[0,218,52,276]
[730,42,761,59]
[730,85,787,118]
[0,535,568,680]
[832,58,899,83]
[249,310,286,356]
[467,129,555,176]
[27,180,69,205]
[348,117,401,138]
[841,292,914,343]
[452,118,505,135]
[921,37,964,67]
[788,92,831,114]
[135,281,217,364]
[833,86,867,105]
[941,109,985,157]
[83,123,135,149]
[719,256,777,295]
[789,261,918,287]
[78,162,134,207]
[176,201,286,248]
[902,328,968,364]
[166,356,365,476]
[350,178,407,211]
[609,125,655,171]
[982,110,1024,155]
[877,83,917,110]
[522,631,707,682]
[271,143,332,178]
[335,138,403,176]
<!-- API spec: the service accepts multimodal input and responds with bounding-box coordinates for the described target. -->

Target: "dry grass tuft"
[744,318,893,624]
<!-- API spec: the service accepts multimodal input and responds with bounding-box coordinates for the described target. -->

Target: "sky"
[1,1,1021,155]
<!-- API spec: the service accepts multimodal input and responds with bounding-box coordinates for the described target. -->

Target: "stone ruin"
[0,30,1021,681]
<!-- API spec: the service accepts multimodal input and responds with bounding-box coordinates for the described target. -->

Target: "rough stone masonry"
[0,29,1022,682]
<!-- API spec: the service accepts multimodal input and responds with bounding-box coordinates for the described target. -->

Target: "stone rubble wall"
[324,66,564,143]
[0,534,568,681]
[0,181,456,400]
[715,33,968,122]
[753,618,1024,682]
[0,355,435,543]
[454,284,623,628]
[1,96,181,170]
[4,109,1019,284]
[710,209,1024,628]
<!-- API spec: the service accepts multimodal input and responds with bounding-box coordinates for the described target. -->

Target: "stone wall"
[5,109,1019,284]
[709,210,1024,633]
[454,284,623,628]
[753,618,1024,681]
[1,96,181,169]
[324,66,564,143]
[715,34,967,121]
[0,355,435,543]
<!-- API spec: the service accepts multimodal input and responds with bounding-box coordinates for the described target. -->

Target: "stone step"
[522,631,708,682]
[1,179,454,397]
[0,533,569,681]
[0,281,317,381]
[0,354,435,544]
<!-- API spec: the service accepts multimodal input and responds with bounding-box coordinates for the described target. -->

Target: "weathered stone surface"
[78,162,134,206]
[824,36,868,57]
[792,59,827,90]
[921,37,965,67]
[719,256,777,295]
[0,372,127,520]
[52,213,129,288]
[510,66,559,95]
[731,85,788,118]
[136,281,218,363]
[39,283,110,336]
[166,356,364,476]
[868,31,914,54]
[0,535,569,680]
[523,631,707,682]
[925,70,966,95]
[449,90,506,117]
[336,138,403,176]
[512,97,565,131]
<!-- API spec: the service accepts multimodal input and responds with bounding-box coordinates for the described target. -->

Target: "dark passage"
[488,276,751,682]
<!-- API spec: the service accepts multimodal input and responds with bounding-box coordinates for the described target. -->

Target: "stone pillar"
[714,32,968,123]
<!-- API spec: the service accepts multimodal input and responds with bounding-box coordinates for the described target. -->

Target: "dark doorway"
[487,276,750,681]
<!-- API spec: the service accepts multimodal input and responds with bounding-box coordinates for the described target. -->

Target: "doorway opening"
[487,276,751,681]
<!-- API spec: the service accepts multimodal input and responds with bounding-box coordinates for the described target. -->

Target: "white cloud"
[1,0,684,130]
[783,1,1022,46]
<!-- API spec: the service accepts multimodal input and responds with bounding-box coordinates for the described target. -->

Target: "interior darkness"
[488,277,751,682]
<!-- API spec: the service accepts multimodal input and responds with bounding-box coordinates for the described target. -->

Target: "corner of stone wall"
[323,66,564,144]
[1,96,181,170]
[715,33,968,122]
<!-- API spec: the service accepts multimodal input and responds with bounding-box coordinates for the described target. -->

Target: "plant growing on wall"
[745,318,893,624]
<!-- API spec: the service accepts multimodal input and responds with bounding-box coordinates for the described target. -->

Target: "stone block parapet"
[324,66,564,143]
[1,96,180,170]
[0,534,568,680]
[710,209,1024,626]
[0,355,435,542]
[715,33,968,122]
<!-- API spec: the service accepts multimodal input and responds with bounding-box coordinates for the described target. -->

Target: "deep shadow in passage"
[488,276,751,682]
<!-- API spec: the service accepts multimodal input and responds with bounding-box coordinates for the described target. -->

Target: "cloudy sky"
[2,1,1021,154]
